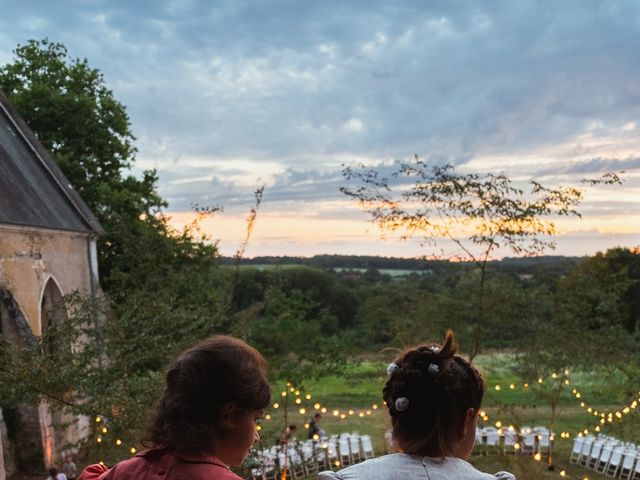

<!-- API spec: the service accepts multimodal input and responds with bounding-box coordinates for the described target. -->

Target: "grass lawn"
[255,353,640,480]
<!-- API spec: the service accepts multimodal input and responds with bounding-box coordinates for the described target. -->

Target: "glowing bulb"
[372,404,378,409]
[96,437,102,443]
[560,470,566,476]
[299,408,306,415]
[509,384,515,390]
[552,372,558,379]
[321,407,327,413]
[534,453,542,461]
[294,390,300,396]
[304,423,310,428]
[366,410,372,415]
[495,421,502,428]
[256,425,262,431]
[333,410,339,416]
[265,414,271,420]
[348,410,354,415]
[564,379,570,385]
[281,391,287,397]
[495,385,501,391]
[314,403,321,410]
[130,447,136,454]
[102,427,108,434]
[295,398,302,404]
[116,439,122,446]
[305,394,312,400]
[340,414,346,419]
[273,403,279,409]
[313,434,319,440]
[576,392,581,399]
[95,416,101,423]
[538,378,544,384]
[514,443,520,450]
[335,461,341,467]
[523,383,529,388]
[359,412,365,418]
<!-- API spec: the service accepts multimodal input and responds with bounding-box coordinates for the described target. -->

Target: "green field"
[255,354,640,480]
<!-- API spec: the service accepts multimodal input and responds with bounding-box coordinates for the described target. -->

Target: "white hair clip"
[428,363,440,375]
[387,362,399,375]
[429,345,440,353]
[394,397,410,411]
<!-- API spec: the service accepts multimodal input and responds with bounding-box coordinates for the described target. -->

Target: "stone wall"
[0,225,94,335]
[0,224,96,474]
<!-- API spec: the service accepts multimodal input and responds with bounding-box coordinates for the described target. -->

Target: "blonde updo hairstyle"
[382,331,484,457]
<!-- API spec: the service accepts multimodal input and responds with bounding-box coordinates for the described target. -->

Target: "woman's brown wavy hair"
[145,335,271,454]
[382,330,484,458]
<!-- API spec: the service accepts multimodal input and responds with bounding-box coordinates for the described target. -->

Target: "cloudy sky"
[1,0,639,258]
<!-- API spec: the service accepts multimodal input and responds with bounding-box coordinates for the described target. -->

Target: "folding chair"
[596,443,614,473]
[537,432,551,455]
[605,446,624,477]
[503,429,518,455]
[587,441,604,470]
[485,429,500,455]
[300,443,318,476]
[570,436,585,464]
[521,432,536,455]
[578,437,595,466]
[621,449,638,480]
[349,435,363,463]
[338,436,352,467]
[361,434,375,459]
[326,439,339,468]
[287,447,306,479]
[631,453,640,480]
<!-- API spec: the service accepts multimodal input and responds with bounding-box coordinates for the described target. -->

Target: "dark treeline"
[227,249,637,354]
[221,254,580,276]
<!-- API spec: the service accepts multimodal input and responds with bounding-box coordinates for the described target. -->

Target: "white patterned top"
[317,454,516,480]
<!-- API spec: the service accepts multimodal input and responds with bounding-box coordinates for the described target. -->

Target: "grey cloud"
[2,0,640,227]
[535,157,640,176]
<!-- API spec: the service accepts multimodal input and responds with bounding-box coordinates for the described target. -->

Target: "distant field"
[241,264,432,277]
[257,353,639,480]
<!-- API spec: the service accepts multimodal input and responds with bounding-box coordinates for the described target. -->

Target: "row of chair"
[570,434,640,479]
[474,425,553,456]
[250,433,375,480]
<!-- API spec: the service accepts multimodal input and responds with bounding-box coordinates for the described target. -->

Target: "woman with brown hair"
[318,331,515,480]
[80,335,271,480]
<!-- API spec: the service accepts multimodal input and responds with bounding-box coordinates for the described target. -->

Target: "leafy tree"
[0,39,167,284]
[0,40,225,465]
[342,155,622,361]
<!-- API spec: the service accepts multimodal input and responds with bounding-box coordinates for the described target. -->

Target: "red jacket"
[79,448,243,480]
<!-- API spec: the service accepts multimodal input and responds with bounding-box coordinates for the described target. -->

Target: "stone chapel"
[0,89,102,476]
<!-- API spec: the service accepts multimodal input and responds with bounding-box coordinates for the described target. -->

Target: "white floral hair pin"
[387,362,399,375]
[394,397,410,411]
[428,363,440,375]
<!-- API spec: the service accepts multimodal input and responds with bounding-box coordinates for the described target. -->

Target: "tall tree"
[342,155,622,361]
[0,39,167,283]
